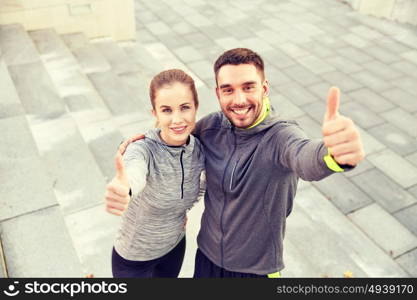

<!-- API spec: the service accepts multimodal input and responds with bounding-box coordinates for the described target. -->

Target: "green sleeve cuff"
[323,148,344,173]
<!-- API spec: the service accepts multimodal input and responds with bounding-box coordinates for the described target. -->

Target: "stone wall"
[344,0,417,26]
[0,0,135,41]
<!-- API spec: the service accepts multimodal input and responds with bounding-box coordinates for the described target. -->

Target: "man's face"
[216,64,269,128]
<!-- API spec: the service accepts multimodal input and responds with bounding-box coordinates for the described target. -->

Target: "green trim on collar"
[323,148,344,172]
[246,96,271,129]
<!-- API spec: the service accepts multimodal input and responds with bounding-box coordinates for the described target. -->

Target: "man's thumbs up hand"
[322,87,365,167]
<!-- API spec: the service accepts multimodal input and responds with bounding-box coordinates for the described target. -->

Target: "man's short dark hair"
[214,48,265,84]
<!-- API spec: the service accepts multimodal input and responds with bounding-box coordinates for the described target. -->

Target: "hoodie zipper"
[180,149,185,199]
[220,128,237,267]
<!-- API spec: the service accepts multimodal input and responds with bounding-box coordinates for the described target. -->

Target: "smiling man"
[105,48,365,278]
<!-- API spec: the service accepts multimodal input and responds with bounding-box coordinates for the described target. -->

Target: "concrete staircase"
[0,23,157,277]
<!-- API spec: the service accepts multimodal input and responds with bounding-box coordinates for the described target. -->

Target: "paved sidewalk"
[1,0,416,278]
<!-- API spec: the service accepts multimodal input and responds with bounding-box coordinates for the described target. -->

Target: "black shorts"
[193,248,274,278]
[112,236,186,278]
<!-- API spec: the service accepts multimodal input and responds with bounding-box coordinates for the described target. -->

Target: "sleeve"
[123,142,149,199]
[274,123,334,181]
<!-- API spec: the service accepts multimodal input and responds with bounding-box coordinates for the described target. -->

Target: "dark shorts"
[112,237,186,278]
[193,248,277,278]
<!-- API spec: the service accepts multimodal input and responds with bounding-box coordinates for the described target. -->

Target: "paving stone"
[352,70,393,93]
[390,61,417,80]
[186,59,213,82]
[405,152,417,168]
[60,32,89,50]
[297,55,336,75]
[0,116,58,221]
[195,85,219,118]
[172,45,205,64]
[364,46,403,64]
[79,118,124,181]
[282,65,322,86]
[157,33,190,51]
[343,158,375,178]
[337,47,374,64]
[322,71,363,93]
[0,24,40,66]
[262,49,296,69]
[279,42,310,58]
[182,32,213,50]
[94,41,140,75]
[307,82,332,101]
[0,60,24,119]
[64,204,121,277]
[1,206,83,277]
[312,173,373,214]
[222,24,257,40]
[338,101,385,129]
[394,203,417,236]
[348,88,395,113]
[299,41,334,58]
[118,72,152,111]
[30,29,96,99]
[277,82,319,106]
[362,60,404,81]
[395,249,417,277]
[240,37,274,53]
[145,21,172,36]
[134,28,158,44]
[88,70,145,117]
[214,37,243,51]
[368,123,417,156]
[294,115,321,139]
[348,203,417,258]
[402,50,417,66]
[324,55,363,74]
[172,21,198,36]
[381,88,417,113]
[367,149,417,189]
[269,91,304,120]
[375,40,412,55]
[28,115,107,215]
[392,77,417,97]
[380,108,417,138]
[199,25,228,41]
[341,33,370,48]
[71,44,111,74]
[357,126,386,155]
[349,25,384,40]
[286,187,407,277]
[8,62,66,118]
[266,66,293,87]
[124,43,164,77]
[351,169,417,213]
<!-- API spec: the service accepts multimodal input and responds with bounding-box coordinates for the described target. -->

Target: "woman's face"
[152,82,197,146]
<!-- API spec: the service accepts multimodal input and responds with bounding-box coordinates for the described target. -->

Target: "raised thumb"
[324,86,340,122]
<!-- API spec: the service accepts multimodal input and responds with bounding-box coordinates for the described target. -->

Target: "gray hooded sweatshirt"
[113,128,205,261]
[194,110,342,275]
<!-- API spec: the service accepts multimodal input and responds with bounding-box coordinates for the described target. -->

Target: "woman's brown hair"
[149,69,199,109]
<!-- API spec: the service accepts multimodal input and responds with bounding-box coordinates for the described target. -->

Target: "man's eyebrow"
[180,102,191,106]
[219,84,232,89]
[159,105,171,108]
[242,81,257,86]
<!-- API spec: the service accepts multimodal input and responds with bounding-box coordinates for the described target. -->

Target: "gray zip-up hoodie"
[194,110,338,275]
[113,128,205,261]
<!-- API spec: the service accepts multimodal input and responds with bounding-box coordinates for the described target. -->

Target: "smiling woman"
[106,69,205,278]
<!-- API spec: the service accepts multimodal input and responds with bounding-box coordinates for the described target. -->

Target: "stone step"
[65,204,121,277]
[0,24,40,66]
[348,203,417,259]
[94,40,141,75]
[286,186,409,277]
[1,206,83,277]
[87,70,144,117]
[27,114,107,215]
[0,59,25,119]
[61,33,111,74]
[0,115,58,222]
[8,62,66,118]
[29,29,91,98]
[77,117,124,181]
[123,42,165,78]
[0,237,7,277]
